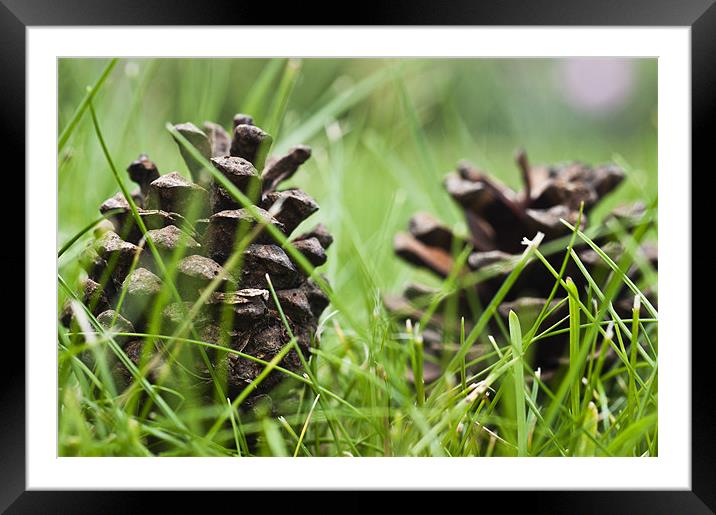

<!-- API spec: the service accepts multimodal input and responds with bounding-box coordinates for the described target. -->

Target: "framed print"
[3,0,714,512]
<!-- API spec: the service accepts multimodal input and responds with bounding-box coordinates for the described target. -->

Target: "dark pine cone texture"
[386,150,657,381]
[63,114,332,397]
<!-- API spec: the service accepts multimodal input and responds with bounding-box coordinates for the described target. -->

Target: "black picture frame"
[3,1,713,512]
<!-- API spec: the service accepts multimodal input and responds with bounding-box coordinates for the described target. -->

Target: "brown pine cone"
[387,150,657,379]
[63,114,331,398]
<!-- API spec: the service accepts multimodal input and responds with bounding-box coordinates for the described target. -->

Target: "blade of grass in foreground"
[226,397,243,457]
[628,296,641,423]
[509,311,528,457]
[262,418,289,456]
[408,320,425,407]
[575,401,599,456]
[58,58,118,153]
[294,394,321,457]
[565,277,581,420]
[606,412,657,456]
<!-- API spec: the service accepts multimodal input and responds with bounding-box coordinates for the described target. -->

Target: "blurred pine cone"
[62,114,331,397]
[386,150,657,380]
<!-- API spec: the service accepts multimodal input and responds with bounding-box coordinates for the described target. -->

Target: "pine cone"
[63,114,331,397]
[387,150,657,380]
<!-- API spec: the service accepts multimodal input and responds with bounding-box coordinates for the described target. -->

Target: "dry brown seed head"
[80,112,332,398]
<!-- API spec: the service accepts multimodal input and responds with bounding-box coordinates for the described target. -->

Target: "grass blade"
[565,277,581,420]
[628,296,641,422]
[226,398,243,457]
[58,58,118,153]
[575,401,599,456]
[294,394,320,457]
[408,321,425,407]
[509,311,528,456]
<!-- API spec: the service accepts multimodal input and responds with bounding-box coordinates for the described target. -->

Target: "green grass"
[57,58,658,457]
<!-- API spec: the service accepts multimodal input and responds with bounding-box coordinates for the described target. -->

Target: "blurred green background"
[58,58,657,314]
